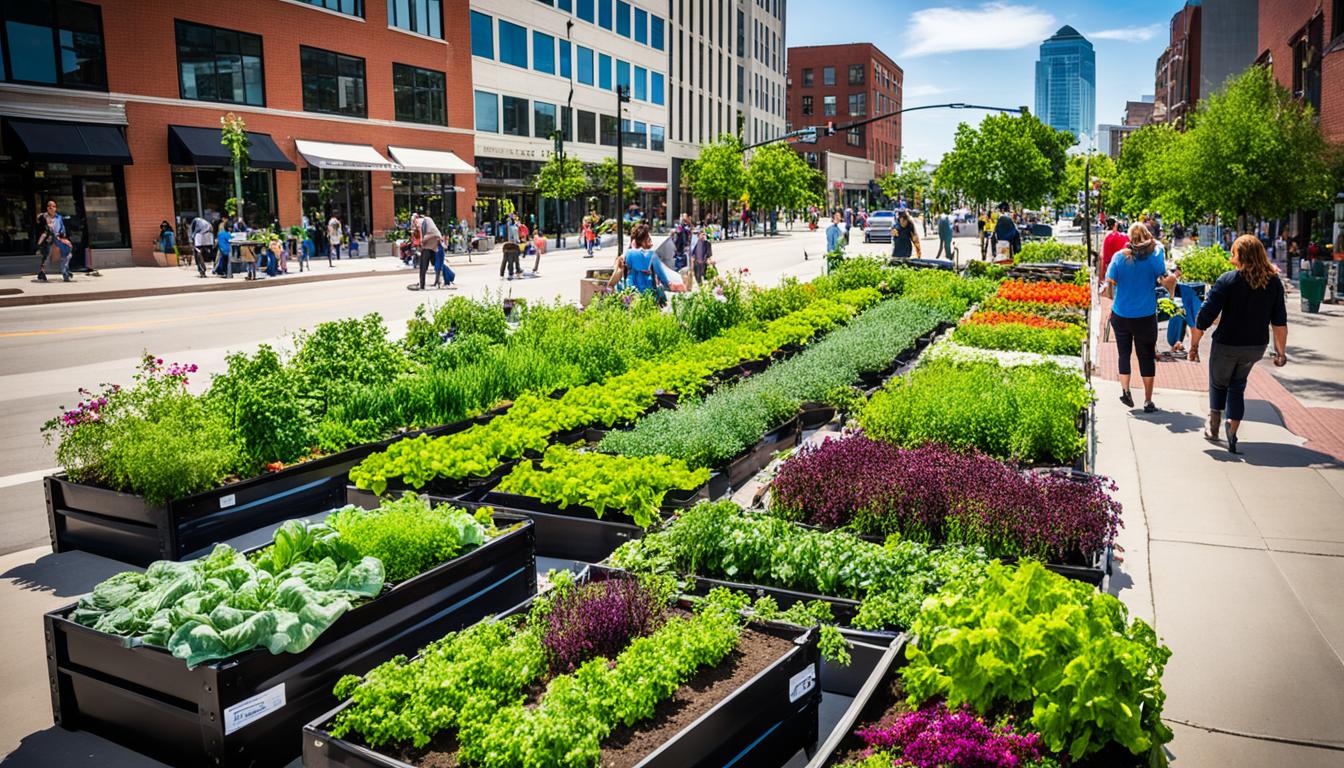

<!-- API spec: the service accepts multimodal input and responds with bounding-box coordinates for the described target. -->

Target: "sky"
[785,0,1177,163]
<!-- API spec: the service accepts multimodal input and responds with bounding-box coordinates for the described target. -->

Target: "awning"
[387,146,477,175]
[635,181,667,191]
[168,125,295,170]
[3,118,132,164]
[295,139,399,171]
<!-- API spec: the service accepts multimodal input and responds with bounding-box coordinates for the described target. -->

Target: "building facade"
[1123,97,1156,126]
[1156,3,1200,127]
[1034,25,1095,146]
[0,0,477,265]
[784,42,902,210]
[1156,0,1260,129]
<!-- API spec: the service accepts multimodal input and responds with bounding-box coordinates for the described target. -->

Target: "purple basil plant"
[541,577,666,674]
[855,700,1044,768]
[770,436,1122,564]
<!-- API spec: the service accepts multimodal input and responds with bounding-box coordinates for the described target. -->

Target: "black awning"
[167,125,296,170]
[4,118,132,165]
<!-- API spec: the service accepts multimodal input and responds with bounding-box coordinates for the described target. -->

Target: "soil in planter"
[401,625,793,768]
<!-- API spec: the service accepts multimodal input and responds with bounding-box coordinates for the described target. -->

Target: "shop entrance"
[0,162,129,267]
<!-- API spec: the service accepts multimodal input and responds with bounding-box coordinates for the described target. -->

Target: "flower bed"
[994,280,1090,308]
[1013,239,1087,264]
[769,438,1121,566]
[859,357,1090,466]
[951,313,1086,356]
[978,296,1087,326]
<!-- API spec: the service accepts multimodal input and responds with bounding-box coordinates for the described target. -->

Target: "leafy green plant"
[670,276,749,340]
[903,561,1172,763]
[206,344,316,472]
[1176,244,1233,284]
[1014,240,1086,264]
[980,297,1086,326]
[495,445,709,528]
[965,260,1009,280]
[325,495,496,581]
[292,313,410,393]
[951,321,1085,355]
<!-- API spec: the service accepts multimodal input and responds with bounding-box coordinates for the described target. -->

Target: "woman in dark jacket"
[1188,235,1288,453]
[890,210,921,260]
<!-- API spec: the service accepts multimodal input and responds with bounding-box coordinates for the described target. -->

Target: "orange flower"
[995,280,1090,308]
[966,311,1072,329]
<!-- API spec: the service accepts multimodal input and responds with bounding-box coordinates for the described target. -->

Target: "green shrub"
[403,297,508,360]
[951,321,1085,355]
[1014,240,1086,264]
[671,279,749,340]
[1176,244,1233,284]
[207,344,316,472]
[965,259,1008,280]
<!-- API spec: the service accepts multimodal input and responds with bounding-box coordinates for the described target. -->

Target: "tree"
[1111,124,1190,218]
[746,142,820,229]
[688,134,747,220]
[220,113,250,219]
[878,158,932,208]
[533,155,588,203]
[588,157,636,206]
[935,113,1073,209]
[1057,152,1115,212]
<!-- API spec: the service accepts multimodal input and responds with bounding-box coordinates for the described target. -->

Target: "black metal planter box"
[707,417,802,499]
[678,572,892,634]
[302,572,822,768]
[44,515,537,768]
[45,415,488,567]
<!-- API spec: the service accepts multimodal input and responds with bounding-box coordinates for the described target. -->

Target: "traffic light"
[825,121,835,136]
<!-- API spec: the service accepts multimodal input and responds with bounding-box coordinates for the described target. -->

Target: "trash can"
[1299,275,1325,313]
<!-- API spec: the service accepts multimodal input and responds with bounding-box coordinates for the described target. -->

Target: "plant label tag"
[224,683,285,735]
[788,665,817,703]
[219,494,236,509]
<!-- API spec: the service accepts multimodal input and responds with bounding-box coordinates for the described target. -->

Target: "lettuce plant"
[325,494,496,582]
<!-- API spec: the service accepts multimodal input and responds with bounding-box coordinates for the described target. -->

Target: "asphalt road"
[0,226,836,554]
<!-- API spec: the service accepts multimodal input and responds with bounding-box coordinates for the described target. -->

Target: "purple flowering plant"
[540,576,667,674]
[850,700,1046,768]
[770,436,1121,564]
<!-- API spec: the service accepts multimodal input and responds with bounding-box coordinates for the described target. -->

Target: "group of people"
[179,211,351,281]
[1103,218,1288,454]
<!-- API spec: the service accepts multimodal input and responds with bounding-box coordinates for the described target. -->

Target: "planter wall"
[707,417,801,499]
[44,514,537,768]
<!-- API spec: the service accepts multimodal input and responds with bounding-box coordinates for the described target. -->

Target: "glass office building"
[1034,25,1095,147]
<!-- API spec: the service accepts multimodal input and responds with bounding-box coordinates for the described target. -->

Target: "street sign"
[782,127,818,144]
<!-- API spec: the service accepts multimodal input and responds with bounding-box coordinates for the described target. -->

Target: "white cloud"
[1088,23,1165,42]
[904,3,1057,57]
[905,84,951,98]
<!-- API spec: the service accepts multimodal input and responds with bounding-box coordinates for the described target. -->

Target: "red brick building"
[1155,3,1200,127]
[785,43,901,208]
[0,0,476,266]
[1256,0,1344,145]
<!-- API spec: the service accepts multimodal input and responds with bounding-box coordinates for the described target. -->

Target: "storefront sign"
[477,145,553,159]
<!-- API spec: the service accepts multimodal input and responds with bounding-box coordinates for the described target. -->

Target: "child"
[242,239,258,280]
[583,219,596,258]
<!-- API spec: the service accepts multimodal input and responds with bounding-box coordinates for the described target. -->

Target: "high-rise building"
[784,43,903,209]
[1156,1,1259,129]
[1034,25,1095,147]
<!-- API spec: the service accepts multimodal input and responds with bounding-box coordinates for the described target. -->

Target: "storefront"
[295,139,400,237]
[0,117,131,263]
[167,125,294,229]
[386,146,475,227]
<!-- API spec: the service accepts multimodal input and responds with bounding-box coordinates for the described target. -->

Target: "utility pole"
[615,84,630,256]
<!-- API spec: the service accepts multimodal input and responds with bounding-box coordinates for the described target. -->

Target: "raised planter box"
[678,572,882,633]
[301,568,821,768]
[799,401,838,430]
[44,514,538,768]
[706,416,802,499]
[46,415,490,567]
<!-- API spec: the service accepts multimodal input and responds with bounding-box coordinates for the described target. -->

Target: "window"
[822,95,836,116]
[1333,0,1343,41]
[470,11,493,57]
[577,109,597,143]
[3,0,106,89]
[577,0,594,22]
[532,31,554,74]
[598,0,613,29]
[559,40,571,78]
[533,101,557,138]
[634,65,646,100]
[300,46,366,117]
[736,9,744,56]
[737,64,744,103]
[393,63,445,125]
[846,128,861,147]
[175,21,263,106]
[499,20,527,68]
[634,7,647,43]
[801,68,813,87]
[822,66,835,86]
[616,0,630,36]
[386,0,441,38]
[559,0,571,10]
[848,92,865,116]
[650,15,664,49]
[622,119,646,148]
[616,59,630,92]
[848,63,864,85]
[650,124,664,152]
[393,172,456,227]
[474,90,499,132]
[651,71,665,105]
[298,0,363,16]
[502,95,529,136]
[801,95,812,115]
[599,53,612,89]
[600,113,618,146]
[577,46,594,85]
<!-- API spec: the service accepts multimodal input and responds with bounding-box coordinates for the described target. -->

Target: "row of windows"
[470,11,664,106]
[800,62,899,92]
[0,0,107,90]
[296,0,441,38]
[564,0,665,50]
[473,89,664,151]
[799,93,867,118]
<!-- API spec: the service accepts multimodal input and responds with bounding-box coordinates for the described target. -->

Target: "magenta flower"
[856,701,1044,768]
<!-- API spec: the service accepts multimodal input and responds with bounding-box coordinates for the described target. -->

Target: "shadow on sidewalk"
[1128,409,1206,434]
[1,551,135,598]
[2,727,170,767]
[1202,441,1341,469]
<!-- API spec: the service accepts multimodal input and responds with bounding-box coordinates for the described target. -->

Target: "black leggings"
[418,248,434,288]
[1111,313,1158,377]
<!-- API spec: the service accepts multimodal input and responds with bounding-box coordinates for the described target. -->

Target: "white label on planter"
[224,683,286,734]
[219,494,236,509]
[788,665,817,703]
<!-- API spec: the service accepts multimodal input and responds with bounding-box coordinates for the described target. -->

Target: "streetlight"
[615,84,631,256]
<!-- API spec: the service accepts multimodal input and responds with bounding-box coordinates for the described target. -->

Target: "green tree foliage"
[588,157,636,204]
[745,141,821,215]
[934,113,1074,208]
[688,134,748,207]
[533,155,588,201]
[1110,124,1190,218]
[877,158,932,207]
[1057,152,1115,209]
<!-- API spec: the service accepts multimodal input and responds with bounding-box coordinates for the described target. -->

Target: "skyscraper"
[1034,25,1095,147]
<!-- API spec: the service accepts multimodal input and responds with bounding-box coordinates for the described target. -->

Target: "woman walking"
[1188,235,1288,454]
[890,210,921,260]
[1106,222,1177,412]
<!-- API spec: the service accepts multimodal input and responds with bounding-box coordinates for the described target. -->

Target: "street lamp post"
[615,84,631,256]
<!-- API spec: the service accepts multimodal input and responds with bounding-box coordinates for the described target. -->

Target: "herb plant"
[541,577,666,673]
[1014,240,1086,264]
[952,317,1085,356]
[325,494,496,582]
[1175,244,1233,285]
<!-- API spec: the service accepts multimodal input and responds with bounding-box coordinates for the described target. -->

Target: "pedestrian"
[529,230,546,275]
[608,223,675,299]
[408,212,442,291]
[299,228,313,272]
[214,219,233,278]
[891,210,922,260]
[936,212,953,260]
[434,240,457,289]
[991,203,1020,260]
[1187,235,1287,454]
[326,213,342,266]
[242,235,258,280]
[690,225,712,285]
[673,213,691,271]
[34,200,72,282]
[189,214,213,278]
[158,220,176,257]
[310,211,327,268]
[825,212,844,253]
[583,218,597,258]
[1101,218,1129,278]
[1105,222,1177,413]
[507,215,520,244]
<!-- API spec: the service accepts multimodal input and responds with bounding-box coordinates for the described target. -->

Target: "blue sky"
[786,0,1176,162]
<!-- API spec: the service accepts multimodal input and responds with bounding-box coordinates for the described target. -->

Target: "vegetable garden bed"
[44,511,537,768]
[708,416,802,497]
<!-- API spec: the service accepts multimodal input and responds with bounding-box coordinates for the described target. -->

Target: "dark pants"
[1208,343,1265,421]
[500,248,520,277]
[194,245,212,276]
[418,248,434,288]
[693,257,708,283]
[434,248,455,285]
[1111,313,1158,377]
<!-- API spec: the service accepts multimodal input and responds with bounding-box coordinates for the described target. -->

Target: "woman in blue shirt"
[1106,222,1177,412]
[608,223,673,300]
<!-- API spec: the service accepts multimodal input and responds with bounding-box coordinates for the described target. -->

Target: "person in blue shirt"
[607,222,674,300]
[1106,222,1177,412]
[825,212,843,253]
[213,219,233,277]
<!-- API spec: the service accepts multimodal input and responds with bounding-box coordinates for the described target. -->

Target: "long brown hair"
[1232,234,1274,290]
[630,222,652,249]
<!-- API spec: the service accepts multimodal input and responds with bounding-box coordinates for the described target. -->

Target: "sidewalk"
[1094,299,1344,766]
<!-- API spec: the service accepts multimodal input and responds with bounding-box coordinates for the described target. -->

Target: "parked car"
[1023,223,1054,242]
[864,211,896,243]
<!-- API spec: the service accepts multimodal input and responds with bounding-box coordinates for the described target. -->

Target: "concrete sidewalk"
[1095,299,1344,765]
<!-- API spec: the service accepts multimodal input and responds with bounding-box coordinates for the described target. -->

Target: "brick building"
[1155,2,1200,127]
[785,43,902,209]
[0,0,476,266]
